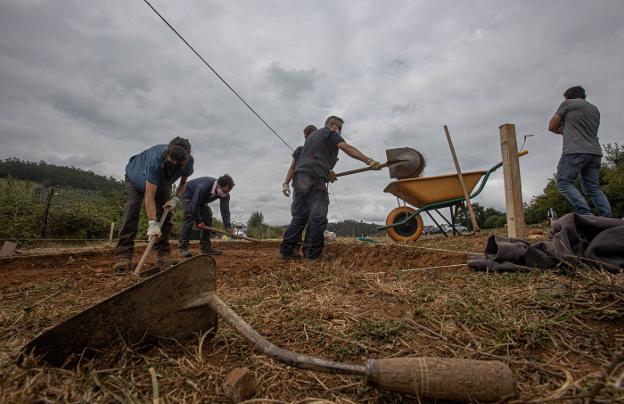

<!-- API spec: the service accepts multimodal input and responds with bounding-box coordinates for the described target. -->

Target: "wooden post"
[499,123,526,239]
[40,185,55,238]
[443,125,480,232]
[108,222,115,246]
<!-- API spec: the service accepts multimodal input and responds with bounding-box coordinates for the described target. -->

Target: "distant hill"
[0,158,122,193]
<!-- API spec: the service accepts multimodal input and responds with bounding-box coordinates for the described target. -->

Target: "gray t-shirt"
[555,99,602,156]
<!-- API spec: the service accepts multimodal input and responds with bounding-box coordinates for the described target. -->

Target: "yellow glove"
[366,158,383,170]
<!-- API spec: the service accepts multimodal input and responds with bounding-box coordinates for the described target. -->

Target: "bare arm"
[144,181,158,221]
[284,159,296,184]
[175,176,188,197]
[548,114,563,135]
[337,142,371,163]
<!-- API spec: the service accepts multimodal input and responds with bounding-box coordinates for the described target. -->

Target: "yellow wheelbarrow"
[378,151,528,241]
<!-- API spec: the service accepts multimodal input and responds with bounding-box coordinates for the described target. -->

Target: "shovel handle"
[203,226,260,243]
[133,207,172,277]
[335,162,390,178]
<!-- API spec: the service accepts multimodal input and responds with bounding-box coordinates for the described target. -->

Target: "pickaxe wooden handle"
[133,207,172,277]
[202,226,260,243]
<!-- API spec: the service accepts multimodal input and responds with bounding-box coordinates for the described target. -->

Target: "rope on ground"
[393,243,479,255]
[399,263,468,273]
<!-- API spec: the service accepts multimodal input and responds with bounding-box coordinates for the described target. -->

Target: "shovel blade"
[386,148,425,179]
[22,255,218,367]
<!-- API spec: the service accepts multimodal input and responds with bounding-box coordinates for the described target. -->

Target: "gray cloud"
[1,0,623,227]
[265,62,321,99]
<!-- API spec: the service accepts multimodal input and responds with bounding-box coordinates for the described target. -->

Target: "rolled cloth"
[467,213,624,273]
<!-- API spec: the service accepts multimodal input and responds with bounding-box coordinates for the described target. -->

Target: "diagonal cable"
[143,0,293,152]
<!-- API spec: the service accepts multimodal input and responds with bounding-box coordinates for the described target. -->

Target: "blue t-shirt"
[295,127,345,181]
[125,144,194,192]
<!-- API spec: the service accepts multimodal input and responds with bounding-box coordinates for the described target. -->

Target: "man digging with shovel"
[279,116,383,261]
[113,137,194,273]
[179,175,235,257]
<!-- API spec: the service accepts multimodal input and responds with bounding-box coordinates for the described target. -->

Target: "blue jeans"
[556,154,613,217]
[280,172,329,259]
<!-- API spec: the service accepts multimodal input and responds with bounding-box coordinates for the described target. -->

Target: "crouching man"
[113,137,193,273]
[179,175,235,257]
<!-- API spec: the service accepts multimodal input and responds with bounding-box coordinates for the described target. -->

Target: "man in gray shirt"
[548,86,612,217]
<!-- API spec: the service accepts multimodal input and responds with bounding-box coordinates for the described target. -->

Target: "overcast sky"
[1,0,623,225]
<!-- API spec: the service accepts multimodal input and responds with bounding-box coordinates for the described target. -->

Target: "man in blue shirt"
[279,116,382,261]
[179,175,235,257]
[548,86,613,217]
[113,137,194,272]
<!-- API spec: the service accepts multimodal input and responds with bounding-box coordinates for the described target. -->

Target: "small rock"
[67,256,76,265]
[223,367,256,402]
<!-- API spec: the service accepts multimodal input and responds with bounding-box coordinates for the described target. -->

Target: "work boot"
[200,247,222,256]
[307,253,335,262]
[156,254,178,269]
[179,248,192,258]
[112,257,132,273]
[279,251,302,261]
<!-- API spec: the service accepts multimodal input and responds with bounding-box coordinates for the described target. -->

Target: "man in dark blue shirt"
[279,116,382,260]
[282,125,316,256]
[114,137,194,273]
[179,175,235,257]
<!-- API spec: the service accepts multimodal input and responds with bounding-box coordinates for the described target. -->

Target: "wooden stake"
[40,185,55,238]
[443,125,480,232]
[108,222,115,246]
[499,123,526,239]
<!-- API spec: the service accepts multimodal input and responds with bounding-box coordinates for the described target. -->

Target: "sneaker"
[307,253,335,262]
[112,257,132,273]
[179,248,192,258]
[200,248,222,256]
[156,254,179,268]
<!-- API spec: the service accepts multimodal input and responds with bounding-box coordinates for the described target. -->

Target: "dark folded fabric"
[467,213,624,273]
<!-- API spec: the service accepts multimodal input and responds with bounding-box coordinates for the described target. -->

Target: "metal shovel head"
[22,255,218,367]
[386,147,426,179]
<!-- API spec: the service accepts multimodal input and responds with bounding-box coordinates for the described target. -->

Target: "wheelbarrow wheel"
[385,207,424,242]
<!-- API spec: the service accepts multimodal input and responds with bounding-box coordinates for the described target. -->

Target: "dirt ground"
[0,234,622,403]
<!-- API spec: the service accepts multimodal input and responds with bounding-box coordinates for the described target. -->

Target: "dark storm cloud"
[1,0,623,225]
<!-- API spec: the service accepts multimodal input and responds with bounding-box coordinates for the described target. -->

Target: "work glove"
[366,158,383,170]
[163,195,180,210]
[328,170,337,183]
[282,183,291,197]
[147,220,162,238]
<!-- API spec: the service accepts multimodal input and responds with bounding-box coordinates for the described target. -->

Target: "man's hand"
[163,195,180,210]
[196,222,208,230]
[282,183,291,197]
[366,158,383,170]
[147,220,162,238]
[226,227,235,235]
[328,170,337,183]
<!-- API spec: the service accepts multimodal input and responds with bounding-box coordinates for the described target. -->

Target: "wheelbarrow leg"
[425,211,447,237]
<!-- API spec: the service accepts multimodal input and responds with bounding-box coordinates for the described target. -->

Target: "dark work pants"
[280,172,329,259]
[115,177,173,259]
[179,198,213,251]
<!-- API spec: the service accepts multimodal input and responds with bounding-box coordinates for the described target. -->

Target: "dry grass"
[0,239,623,403]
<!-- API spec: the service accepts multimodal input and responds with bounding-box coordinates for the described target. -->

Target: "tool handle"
[133,207,172,276]
[366,357,515,402]
[203,226,260,243]
[335,162,390,178]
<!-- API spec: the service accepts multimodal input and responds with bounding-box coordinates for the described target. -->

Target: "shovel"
[335,147,426,180]
[22,256,515,402]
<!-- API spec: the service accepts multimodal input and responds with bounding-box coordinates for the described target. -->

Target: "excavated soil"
[0,237,622,403]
